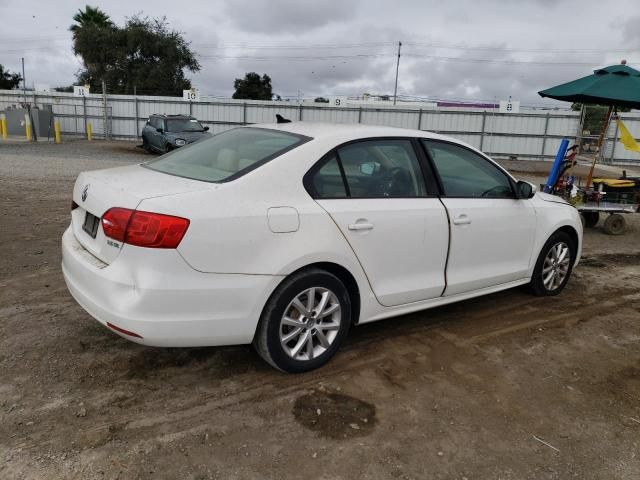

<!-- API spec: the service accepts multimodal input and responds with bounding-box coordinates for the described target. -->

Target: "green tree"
[71,9,200,96]
[232,72,273,100]
[0,64,22,89]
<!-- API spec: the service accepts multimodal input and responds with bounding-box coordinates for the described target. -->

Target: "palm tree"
[69,6,113,37]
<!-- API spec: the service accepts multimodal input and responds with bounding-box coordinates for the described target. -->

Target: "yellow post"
[87,122,93,142]
[24,113,32,141]
[0,113,6,140]
[54,120,61,144]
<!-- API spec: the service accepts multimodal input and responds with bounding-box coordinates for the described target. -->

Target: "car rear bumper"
[61,226,283,347]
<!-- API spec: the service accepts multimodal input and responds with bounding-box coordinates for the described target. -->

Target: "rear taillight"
[102,208,189,249]
[102,208,133,242]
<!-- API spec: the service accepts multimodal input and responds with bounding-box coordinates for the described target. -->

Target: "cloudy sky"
[0,0,638,106]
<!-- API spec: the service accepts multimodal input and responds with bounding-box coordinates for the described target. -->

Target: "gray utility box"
[3,107,54,138]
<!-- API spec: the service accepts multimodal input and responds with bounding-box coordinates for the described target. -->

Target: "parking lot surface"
[1,140,640,480]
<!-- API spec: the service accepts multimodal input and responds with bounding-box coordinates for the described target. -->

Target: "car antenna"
[276,114,292,124]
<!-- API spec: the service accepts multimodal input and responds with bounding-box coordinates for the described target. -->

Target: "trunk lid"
[71,164,211,263]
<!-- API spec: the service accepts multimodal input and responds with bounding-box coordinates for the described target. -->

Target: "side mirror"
[360,161,380,176]
[156,127,163,133]
[203,126,210,131]
[516,180,536,199]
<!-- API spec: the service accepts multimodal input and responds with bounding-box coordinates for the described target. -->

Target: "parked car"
[62,123,582,372]
[141,114,210,153]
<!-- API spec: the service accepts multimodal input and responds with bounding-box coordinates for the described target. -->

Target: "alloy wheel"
[279,287,342,361]
[542,241,571,291]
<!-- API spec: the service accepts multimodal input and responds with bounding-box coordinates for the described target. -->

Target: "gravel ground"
[1,139,640,480]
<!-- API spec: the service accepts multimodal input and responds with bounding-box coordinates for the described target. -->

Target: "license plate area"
[82,212,100,239]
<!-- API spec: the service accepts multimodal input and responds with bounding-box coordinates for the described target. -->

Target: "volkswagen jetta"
[62,123,582,372]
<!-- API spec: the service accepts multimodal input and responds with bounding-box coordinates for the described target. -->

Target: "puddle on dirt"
[293,391,376,439]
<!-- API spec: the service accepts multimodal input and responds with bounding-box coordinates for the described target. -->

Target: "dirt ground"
[1,139,640,480]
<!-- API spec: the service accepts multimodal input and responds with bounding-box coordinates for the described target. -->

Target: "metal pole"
[102,80,108,140]
[134,85,139,139]
[358,106,362,124]
[243,102,247,125]
[576,104,586,155]
[21,57,26,106]
[82,95,87,136]
[298,103,303,121]
[541,113,550,159]
[479,111,487,150]
[608,115,619,165]
[417,108,422,130]
[393,41,402,106]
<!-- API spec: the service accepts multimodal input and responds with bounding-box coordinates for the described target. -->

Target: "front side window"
[145,127,309,182]
[422,140,514,198]
[166,118,205,133]
[310,139,426,199]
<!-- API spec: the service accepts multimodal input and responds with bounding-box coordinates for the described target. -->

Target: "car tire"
[528,231,576,297]
[164,143,173,154]
[142,137,150,152]
[253,268,351,373]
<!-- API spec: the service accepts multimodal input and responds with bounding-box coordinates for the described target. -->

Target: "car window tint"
[145,127,308,182]
[422,140,514,198]
[149,117,158,128]
[166,118,205,132]
[337,140,426,198]
[311,155,347,198]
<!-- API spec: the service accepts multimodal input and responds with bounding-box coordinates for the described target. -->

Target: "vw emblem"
[81,184,90,202]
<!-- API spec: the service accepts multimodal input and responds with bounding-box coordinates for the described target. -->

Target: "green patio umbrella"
[538,61,640,186]
[538,62,640,109]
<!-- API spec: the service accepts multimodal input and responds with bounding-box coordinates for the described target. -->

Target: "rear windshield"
[144,127,310,182]
[166,118,204,132]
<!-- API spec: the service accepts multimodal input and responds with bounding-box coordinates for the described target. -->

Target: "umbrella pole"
[585,105,613,188]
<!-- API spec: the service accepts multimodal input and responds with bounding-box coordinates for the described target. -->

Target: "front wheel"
[528,231,576,296]
[253,269,351,373]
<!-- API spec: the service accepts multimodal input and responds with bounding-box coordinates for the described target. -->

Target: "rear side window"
[311,155,347,198]
[145,127,310,182]
[309,139,427,199]
[422,140,514,198]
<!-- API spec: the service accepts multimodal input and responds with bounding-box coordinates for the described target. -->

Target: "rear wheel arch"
[266,262,361,327]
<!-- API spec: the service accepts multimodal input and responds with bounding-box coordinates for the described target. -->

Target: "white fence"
[1,89,638,165]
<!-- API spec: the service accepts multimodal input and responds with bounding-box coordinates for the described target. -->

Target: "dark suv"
[142,114,211,153]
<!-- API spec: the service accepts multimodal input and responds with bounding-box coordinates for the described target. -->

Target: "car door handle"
[348,222,374,231]
[452,214,471,225]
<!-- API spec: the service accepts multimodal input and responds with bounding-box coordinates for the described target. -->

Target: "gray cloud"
[620,15,640,43]
[0,0,637,107]
[222,0,361,34]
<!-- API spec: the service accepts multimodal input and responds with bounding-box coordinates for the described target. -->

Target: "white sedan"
[62,123,582,372]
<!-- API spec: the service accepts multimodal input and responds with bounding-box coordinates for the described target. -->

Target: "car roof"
[151,114,195,119]
[249,121,455,144]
